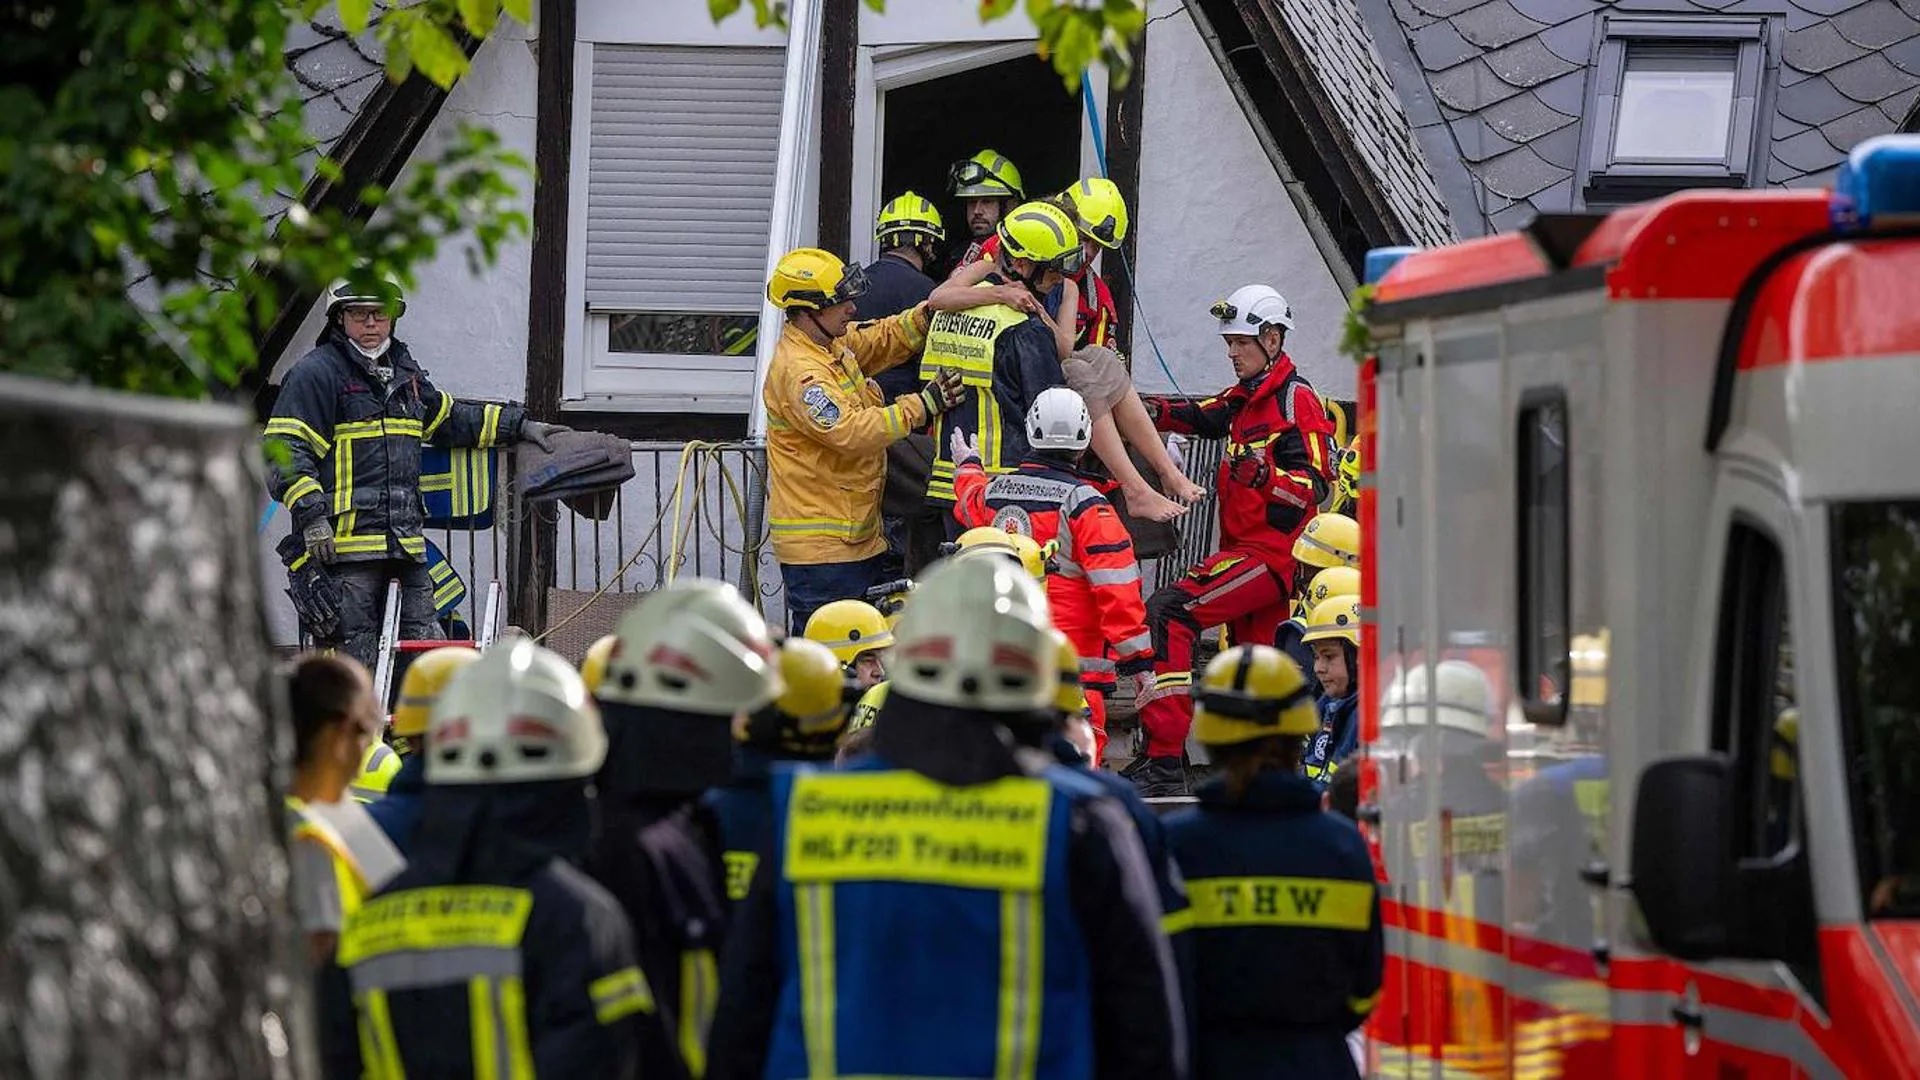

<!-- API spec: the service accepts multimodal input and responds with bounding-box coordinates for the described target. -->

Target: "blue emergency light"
[1363,246,1418,285]
[1830,134,1920,233]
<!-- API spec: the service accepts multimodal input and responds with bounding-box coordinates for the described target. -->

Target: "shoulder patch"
[801,384,841,429]
[991,505,1034,538]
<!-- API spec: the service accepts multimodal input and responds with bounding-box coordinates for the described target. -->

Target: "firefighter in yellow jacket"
[763,247,1028,633]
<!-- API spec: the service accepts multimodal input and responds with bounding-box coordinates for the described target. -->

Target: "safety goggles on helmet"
[1210,299,1268,330]
[1196,681,1313,724]
[791,261,869,310]
[949,159,1018,198]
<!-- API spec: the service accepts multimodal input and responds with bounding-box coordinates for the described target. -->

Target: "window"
[1709,522,1798,862]
[1583,17,1771,200]
[1516,396,1570,722]
[1830,501,1920,920]
[576,44,784,411]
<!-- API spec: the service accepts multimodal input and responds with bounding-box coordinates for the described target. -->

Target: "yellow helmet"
[876,191,945,247]
[391,645,482,738]
[1324,398,1353,449]
[1299,594,1362,647]
[1337,438,1362,504]
[846,681,888,734]
[580,634,618,696]
[1062,177,1129,249]
[748,637,850,757]
[1193,645,1318,745]
[953,526,1048,580]
[1306,566,1361,609]
[1051,631,1089,717]
[349,740,402,802]
[804,599,895,666]
[949,149,1025,200]
[768,247,868,311]
[996,202,1084,271]
[1293,512,1361,570]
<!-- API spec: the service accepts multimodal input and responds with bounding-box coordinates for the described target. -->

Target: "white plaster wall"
[1130,0,1353,401]
[262,26,539,645]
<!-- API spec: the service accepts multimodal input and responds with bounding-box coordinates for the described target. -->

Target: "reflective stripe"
[590,966,655,1023]
[1185,875,1373,930]
[769,517,879,542]
[984,474,1081,502]
[1079,657,1118,676]
[339,886,534,965]
[334,430,354,515]
[995,890,1041,1080]
[470,976,499,1080]
[1085,566,1140,586]
[680,949,717,1078]
[333,534,391,555]
[347,946,522,993]
[357,988,408,1078]
[265,416,332,455]
[1296,530,1358,567]
[1112,631,1152,656]
[796,882,837,1077]
[424,391,455,440]
[1349,987,1382,1015]
[480,404,502,448]
[499,976,534,1078]
[399,535,428,557]
[1063,485,1104,515]
[283,475,324,506]
[1162,908,1196,935]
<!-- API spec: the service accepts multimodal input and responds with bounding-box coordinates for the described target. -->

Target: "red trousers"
[1138,548,1292,758]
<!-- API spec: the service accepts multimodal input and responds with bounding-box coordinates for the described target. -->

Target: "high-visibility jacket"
[1164,771,1383,1079]
[923,278,1065,506]
[764,311,933,565]
[1145,354,1337,566]
[285,795,406,932]
[973,236,1118,350]
[265,328,523,564]
[951,456,1153,689]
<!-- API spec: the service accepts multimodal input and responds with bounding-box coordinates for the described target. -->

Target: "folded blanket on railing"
[517,431,634,521]
[419,446,497,529]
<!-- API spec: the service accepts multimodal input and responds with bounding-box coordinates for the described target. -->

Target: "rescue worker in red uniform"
[1135,285,1337,797]
[950,386,1153,763]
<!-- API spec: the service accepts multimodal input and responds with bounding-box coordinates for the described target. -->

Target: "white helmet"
[1026,386,1092,452]
[890,556,1057,713]
[1212,284,1294,336]
[1378,659,1493,739]
[598,579,781,716]
[324,275,406,319]
[426,638,606,785]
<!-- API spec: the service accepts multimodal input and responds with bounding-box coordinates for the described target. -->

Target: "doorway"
[853,46,1094,265]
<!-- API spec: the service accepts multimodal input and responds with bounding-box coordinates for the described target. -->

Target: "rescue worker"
[588,579,783,1080]
[1276,565,1360,702]
[706,637,850,909]
[1291,510,1361,600]
[265,274,567,668]
[348,740,400,802]
[763,247,1012,633]
[949,524,1051,578]
[836,681,887,765]
[951,386,1154,763]
[707,556,1188,1080]
[284,652,406,968]
[802,598,893,690]
[923,202,1082,532]
[321,639,655,1078]
[1299,594,1362,789]
[947,148,1025,268]
[1163,645,1383,1079]
[365,644,480,852]
[1136,285,1338,797]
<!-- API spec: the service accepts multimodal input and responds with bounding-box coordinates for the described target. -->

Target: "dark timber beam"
[818,0,858,257]
[1105,35,1147,359]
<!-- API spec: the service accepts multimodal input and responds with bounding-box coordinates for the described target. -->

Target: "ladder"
[370,578,504,714]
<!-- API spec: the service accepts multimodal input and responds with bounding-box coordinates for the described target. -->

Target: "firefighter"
[1326,437,1361,515]
[1299,594,1362,790]
[1291,511,1361,600]
[321,639,654,1078]
[1136,285,1339,796]
[951,386,1154,764]
[587,578,783,1080]
[950,524,1051,579]
[706,637,850,909]
[581,633,618,695]
[836,680,887,765]
[264,274,566,669]
[706,556,1188,1080]
[802,598,894,690]
[1163,644,1383,1079]
[347,740,399,803]
[923,202,1081,534]
[763,247,978,634]
[365,644,480,852]
[947,148,1025,267]
[1276,565,1361,702]
[284,653,407,968]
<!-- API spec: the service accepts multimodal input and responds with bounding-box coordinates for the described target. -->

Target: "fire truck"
[1355,135,1920,1077]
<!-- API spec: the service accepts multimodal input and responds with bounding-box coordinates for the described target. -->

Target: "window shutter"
[585,45,783,314]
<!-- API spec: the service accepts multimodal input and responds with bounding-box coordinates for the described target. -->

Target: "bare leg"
[1090,416,1186,522]
[1114,391,1207,503]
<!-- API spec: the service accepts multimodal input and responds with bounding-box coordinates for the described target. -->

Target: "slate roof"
[271,7,390,216]
[1357,0,1920,231]
[1255,0,1464,245]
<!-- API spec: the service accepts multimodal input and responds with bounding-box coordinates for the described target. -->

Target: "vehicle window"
[1710,521,1799,860]
[1517,396,1570,723]
[1830,501,1920,919]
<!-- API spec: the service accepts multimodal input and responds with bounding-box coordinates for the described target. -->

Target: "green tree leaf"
[709,0,744,20]
[502,0,532,22]
[457,0,499,39]
[339,0,374,34]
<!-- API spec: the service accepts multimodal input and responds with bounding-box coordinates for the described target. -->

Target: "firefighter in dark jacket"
[922,201,1079,535]
[1163,644,1383,1080]
[265,275,566,667]
[704,635,850,909]
[323,639,653,1079]
[706,555,1188,1080]
[586,578,784,1080]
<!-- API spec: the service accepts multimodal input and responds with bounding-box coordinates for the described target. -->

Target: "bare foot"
[1163,474,1208,504]
[1123,483,1189,522]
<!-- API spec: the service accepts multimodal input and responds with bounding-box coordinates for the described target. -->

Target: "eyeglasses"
[342,308,391,325]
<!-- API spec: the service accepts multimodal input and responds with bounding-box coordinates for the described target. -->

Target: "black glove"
[286,558,343,639]
[520,420,570,452]
[302,520,337,564]
[917,369,967,418]
[1226,450,1271,490]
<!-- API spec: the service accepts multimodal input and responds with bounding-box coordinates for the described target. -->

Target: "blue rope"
[1080,74,1188,398]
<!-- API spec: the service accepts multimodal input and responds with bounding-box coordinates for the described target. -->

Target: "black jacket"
[321,781,650,1079]
[265,327,525,563]
[855,252,936,401]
